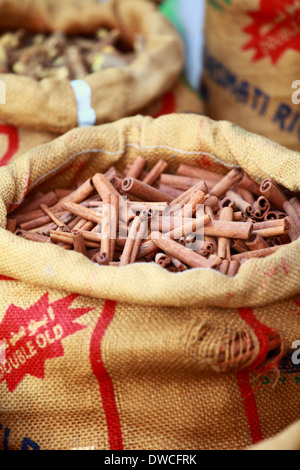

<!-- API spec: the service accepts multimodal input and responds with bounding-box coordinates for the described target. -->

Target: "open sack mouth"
[0,114,299,307]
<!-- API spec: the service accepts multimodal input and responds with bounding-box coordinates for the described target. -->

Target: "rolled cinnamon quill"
[237,187,255,206]
[226,190,253,217]
[50,230,99,248]
[219,260,230,275]
[245,234,269,251]
[227,260,241,277]
[158,184,183,199]
[10,206,63,226]
[205,220,253,240]
[53,178,95,211]
[286,216,300,242]
[160,174,212,192]
[129,212,150,264]
[264,211,279,221]
[210,169,243,198]
[155,253,171,269]
[20,211,70,231]
[92,252,109,266]
[143,160,168,186]
[61,202,103,224]
[283,201,300,232]
[12,191,58,216]
[120,216,142,266]
[231,245,285,261]
[122,177,173,203]
[152,232,221,269]
[253,219,290,238]
[176,163,223,182]
[72,230,87,256]
[170,256,188,272]
[260,179,287,212]
[6,219,17,233]
[93,173,135,224]
[40,204,70,231]
[218,206,233,260]
[290,198,300,219]
[16,230,51,244]
[170,181,208,209]
[231,239,249,254]
[253,219,286,231]
[126,157,147,179]
[239,172,261,197]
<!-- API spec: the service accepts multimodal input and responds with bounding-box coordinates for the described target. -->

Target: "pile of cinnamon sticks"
[6,158,300,276]
[0,28,138,80]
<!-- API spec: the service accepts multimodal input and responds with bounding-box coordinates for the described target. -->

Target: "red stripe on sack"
[0,125,19,166]
[237,370,263,445]
[237,307,280,445]
[89,300,123,450]
[238,307,278,371]
[0,275,17,281]
[153,92,176,118]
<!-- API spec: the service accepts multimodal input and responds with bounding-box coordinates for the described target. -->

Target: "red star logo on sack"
[242,0,300,64]
[0,293,93,392]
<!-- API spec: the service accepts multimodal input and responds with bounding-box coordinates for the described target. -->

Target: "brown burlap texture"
[0,77,204,166]
[202,0,300,152]
[0,114,299,450]
[0,0,184,134]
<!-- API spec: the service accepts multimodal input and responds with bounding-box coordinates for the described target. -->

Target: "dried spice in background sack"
[0,0,183,159]
[202,0,300,152]
[0,28,138,80]
[0,114,299,450]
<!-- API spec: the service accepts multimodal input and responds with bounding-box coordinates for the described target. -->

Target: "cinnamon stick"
[143,160,168,186]
[122,177,173,203]
[260,179,287,212]
[152,232,222,269]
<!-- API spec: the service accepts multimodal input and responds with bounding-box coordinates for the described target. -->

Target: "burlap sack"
[202,0,300,152]
[0,78,204,167]
[0,0,183,134]
[142,77,205,118]
[0,114,299,450]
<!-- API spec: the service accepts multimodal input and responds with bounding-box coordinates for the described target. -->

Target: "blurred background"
[159,0,206,90]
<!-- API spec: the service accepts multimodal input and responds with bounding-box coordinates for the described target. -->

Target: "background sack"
[0,78,204,166]
[0,0,183,135]
[202,0,300,152]
[0,114,299,450]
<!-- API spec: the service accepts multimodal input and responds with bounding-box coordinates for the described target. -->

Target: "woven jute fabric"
[0,0,184,134]
[202,0,300,152]
[0,114,299,450]
[0,78,204,166]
